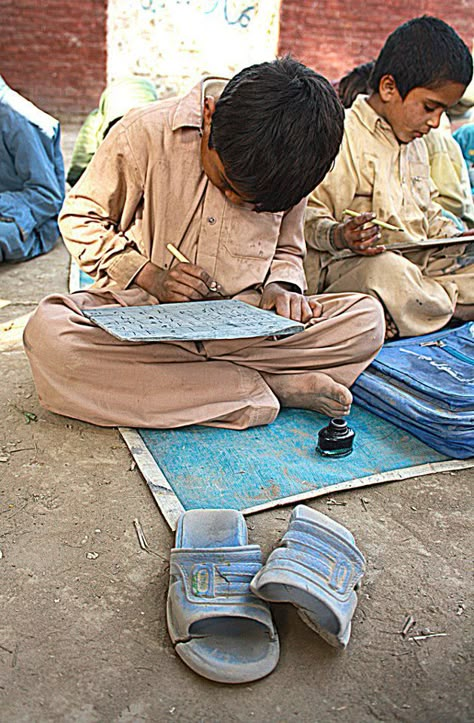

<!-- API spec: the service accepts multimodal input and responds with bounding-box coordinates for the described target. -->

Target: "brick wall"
[1,0,107,118]
[2,1,472,118]
[278,1,474,83]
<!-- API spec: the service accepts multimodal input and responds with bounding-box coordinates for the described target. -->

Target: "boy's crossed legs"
[322,244,474,338]
[23,288,384,430]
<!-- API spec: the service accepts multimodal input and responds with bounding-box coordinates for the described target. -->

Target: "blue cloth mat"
[69,259,94,292]
[79,269,94,288]
[135,406,460,516]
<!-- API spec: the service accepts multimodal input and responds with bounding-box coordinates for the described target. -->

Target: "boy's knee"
[358,251,412,292]
[23,295,68,364]
[354,293,385,352]
[363,249,404,273]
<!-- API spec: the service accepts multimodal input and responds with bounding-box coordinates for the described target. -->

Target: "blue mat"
[120,406,473,529]
[69,260,94,292]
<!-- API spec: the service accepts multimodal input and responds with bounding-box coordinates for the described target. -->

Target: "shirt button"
[208,216,216,225]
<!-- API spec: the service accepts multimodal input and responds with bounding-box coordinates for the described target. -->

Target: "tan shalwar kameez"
[24,80,384,429]
[304,95,474,337]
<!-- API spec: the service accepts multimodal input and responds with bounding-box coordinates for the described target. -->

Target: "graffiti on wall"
[140,0,255,28]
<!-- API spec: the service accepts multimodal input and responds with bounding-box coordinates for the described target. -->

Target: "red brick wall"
[279,1,474,84]
[1,0,107,118]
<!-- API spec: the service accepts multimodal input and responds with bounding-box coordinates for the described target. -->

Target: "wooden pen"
[166,243,224,296]
[166,243,189,264]
[342,209,404,232]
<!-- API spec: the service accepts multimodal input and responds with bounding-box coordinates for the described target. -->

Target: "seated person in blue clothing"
[0,76,65,263]
[453,123,474,193]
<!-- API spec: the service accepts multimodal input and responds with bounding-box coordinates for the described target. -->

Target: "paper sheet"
[83,299,305,342]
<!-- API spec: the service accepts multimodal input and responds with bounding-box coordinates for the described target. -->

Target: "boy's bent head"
[206,57,344,213]
[370,16,472,100]
[368,16,473,144]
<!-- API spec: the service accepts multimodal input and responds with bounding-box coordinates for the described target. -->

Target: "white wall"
[107,0,281,98]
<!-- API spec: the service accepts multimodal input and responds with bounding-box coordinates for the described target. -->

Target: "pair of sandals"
[167,505,365,684]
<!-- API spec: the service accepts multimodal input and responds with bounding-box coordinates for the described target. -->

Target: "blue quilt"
[137,406,455,512]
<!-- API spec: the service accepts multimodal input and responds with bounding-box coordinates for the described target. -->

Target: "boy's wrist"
[330,223,347,251]
[134,261,167,300]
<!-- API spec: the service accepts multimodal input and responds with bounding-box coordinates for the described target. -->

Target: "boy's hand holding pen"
[165,244,227,300]
[330,209,404,257]
[134,244,227,303]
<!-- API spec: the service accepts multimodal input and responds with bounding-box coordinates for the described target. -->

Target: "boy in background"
[305,17,473,338]
[337,61,374,109]
[453,123,474,193]
[67,77,158,187]
[424,114,474,230]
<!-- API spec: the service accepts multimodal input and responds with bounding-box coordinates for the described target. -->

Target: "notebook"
[337,233,474,256]
[83,299,305,342]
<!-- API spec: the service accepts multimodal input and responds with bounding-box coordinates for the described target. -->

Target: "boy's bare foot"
[453,303,474,322]
[384,309,398,341]
[261,370,352,418]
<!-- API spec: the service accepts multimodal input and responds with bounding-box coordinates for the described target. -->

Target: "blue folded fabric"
[353,323,474,459]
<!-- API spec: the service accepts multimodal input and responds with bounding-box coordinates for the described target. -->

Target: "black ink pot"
[316,418,355,458]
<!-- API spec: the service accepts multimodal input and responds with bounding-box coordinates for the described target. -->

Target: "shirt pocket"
[222,208,283,260]
[409,161,431,210]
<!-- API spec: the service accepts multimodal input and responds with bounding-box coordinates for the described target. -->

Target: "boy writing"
[24,58,383,430]
[304,17,474,338]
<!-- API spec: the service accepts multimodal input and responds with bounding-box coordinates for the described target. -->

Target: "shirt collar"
[171,77,229,132]
[351,94,395,137]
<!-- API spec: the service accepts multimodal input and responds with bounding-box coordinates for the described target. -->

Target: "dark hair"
[338,61,375,108]
[370,16,473,100]
[208,56,344,213]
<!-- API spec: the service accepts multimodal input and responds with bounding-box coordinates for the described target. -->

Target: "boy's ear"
[203,96,216,128]
[378,74,400,103]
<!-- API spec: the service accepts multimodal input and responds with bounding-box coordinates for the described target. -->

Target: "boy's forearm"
[304,212,341,253]
[134,261,167,299]
[266,199,308,289]
[426,198,461,239]
[59,193,148,288]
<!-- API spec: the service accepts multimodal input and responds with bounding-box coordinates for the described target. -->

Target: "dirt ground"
[1,125,473,723]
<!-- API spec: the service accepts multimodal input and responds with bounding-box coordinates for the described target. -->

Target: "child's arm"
[260,198,320,322]
[59,119,150,288]
[329,212,385,256]
[304,133,382,256]
[134,259,221,303]
[264,198,307,291]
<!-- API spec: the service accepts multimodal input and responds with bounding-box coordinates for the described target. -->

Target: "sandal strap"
[168,546,276,641]
[276,526,365,599]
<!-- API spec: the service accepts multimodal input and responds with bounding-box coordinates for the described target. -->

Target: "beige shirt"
[424,115,474,227]
[59,78,307,298]
[305,95,459,256]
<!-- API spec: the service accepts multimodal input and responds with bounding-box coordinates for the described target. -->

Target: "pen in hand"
[342,209,404,232]
[166,243,226,297]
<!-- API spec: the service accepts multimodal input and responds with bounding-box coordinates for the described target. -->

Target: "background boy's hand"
[261,282,322,323]
[134,260,220,302]
[333,212,385,256]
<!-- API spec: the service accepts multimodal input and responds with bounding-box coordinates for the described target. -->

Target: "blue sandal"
[167,509,280,683]
[251,505,365,648]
